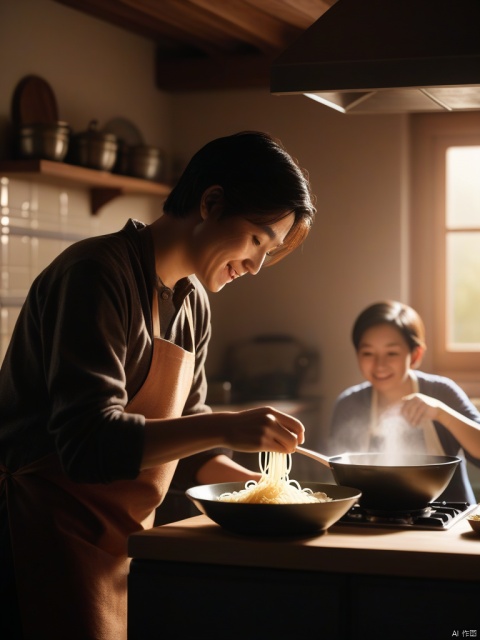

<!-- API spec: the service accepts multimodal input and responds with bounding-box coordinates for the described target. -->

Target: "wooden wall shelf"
[0,159,171,214]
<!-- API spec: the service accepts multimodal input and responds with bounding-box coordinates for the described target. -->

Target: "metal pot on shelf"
[15,121,70,162]
[69,120,118,171]
[127,145,164,181]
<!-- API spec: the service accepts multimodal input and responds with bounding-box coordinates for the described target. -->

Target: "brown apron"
[4,294,195,640]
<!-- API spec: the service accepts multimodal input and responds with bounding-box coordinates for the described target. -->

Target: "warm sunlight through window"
[445,146,480,350]
[411,113,480,376]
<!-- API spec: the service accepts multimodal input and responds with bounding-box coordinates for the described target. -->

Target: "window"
[410,113,480,377]
[445,146,480,349]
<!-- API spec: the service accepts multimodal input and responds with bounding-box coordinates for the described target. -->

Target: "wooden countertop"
[128,513,480,582]
[209,397,320,413]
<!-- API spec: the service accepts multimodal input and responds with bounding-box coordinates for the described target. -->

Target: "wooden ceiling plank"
[244,0,335,28]
[54,0,176,42]
[183,0,300,53]
[55,0,218,52]
[122,0,256,54]
[279,0,337,21]
[56,0,330,51]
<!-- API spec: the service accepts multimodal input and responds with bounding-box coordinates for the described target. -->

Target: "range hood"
[271,0,480,114]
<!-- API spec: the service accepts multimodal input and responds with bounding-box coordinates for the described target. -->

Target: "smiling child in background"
[329,300,480,504]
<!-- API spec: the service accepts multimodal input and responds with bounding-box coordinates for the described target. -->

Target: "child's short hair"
[352,300,426,352]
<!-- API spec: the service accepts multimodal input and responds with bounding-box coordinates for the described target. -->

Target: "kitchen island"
[128,513,480,640]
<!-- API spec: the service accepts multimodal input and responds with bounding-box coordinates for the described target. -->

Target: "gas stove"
[337,501,477,530]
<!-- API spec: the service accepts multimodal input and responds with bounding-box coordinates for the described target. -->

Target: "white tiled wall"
[0,175,144,362]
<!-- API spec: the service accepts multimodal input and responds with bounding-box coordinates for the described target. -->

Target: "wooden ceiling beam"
[155,51,274,91]
[54,0,331,90]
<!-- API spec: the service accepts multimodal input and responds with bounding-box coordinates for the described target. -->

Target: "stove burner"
[364,506,431,526]
[338,501,477,530]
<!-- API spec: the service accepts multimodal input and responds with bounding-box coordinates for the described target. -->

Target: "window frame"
[410,112,480,378]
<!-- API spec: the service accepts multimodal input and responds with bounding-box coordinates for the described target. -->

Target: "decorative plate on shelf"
[103,117,145,146]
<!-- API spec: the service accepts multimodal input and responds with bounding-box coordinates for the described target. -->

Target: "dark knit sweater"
[0,219,223,486]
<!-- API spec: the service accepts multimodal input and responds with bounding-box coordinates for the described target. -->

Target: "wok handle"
[296,446,332,469]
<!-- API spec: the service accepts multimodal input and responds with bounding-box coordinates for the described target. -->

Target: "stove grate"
[337,501,477,530]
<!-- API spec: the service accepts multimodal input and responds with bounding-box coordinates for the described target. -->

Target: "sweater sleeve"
[420,374,480,468]
[41,259,146,483]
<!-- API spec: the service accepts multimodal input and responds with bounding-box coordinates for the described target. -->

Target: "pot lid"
[75,120,117,142]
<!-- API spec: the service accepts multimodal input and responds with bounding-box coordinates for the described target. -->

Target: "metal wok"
[297,447,461,511]
[186,481,361,536]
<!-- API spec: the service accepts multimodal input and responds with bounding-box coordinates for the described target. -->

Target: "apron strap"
[152,288,161,338]
[410,372,446,455]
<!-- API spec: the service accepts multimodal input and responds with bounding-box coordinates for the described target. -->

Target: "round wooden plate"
[11,75,59,125]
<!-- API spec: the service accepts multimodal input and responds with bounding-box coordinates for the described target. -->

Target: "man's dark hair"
[163,131,316,265]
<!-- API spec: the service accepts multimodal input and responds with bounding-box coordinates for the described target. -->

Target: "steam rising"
[331,403,426,464]
[370,405,426,463]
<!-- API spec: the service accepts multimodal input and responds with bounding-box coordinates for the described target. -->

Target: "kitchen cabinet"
[0,159,171,214]
[128,514,480,639]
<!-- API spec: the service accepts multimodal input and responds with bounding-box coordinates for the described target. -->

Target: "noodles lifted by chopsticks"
[218,452,332,504]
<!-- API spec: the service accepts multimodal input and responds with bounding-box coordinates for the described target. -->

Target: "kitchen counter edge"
[128,513,480,582]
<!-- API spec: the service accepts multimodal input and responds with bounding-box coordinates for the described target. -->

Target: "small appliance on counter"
[223,334,319,402]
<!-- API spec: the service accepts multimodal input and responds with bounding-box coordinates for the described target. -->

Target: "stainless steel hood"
[271,0,480,114]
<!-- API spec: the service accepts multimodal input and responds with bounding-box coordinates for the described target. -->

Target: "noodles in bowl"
[186,452,362,536]
[218,452,333,504]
